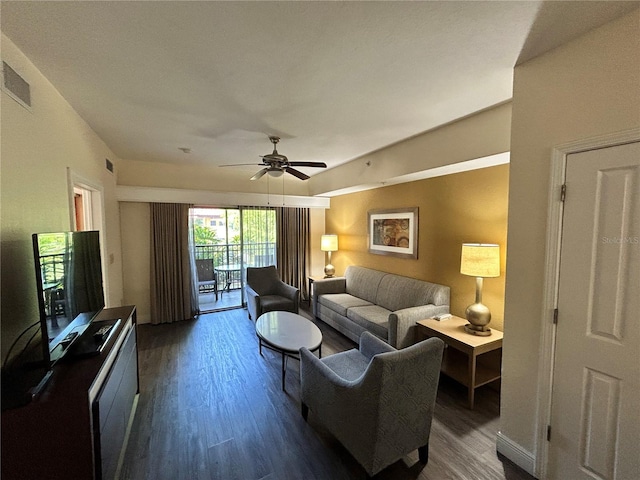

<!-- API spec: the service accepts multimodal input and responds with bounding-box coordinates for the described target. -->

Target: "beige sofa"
[312,266,450,348]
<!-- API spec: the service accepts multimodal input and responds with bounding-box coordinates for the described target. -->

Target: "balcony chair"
[196,259,218,301]
[245,265,299,320]
[299,331,445,477]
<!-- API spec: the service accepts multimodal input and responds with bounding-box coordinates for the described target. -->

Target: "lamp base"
[324,263,335,278]
[464,324,492,336]
[465,302,492,336]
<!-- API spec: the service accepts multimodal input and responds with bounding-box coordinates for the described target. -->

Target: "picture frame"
[368,207,418,259]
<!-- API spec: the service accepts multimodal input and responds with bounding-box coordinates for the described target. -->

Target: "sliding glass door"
[191,207,276,313]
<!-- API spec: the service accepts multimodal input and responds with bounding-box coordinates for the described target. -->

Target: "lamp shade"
[460,243,500,278]
[321,234,338,252]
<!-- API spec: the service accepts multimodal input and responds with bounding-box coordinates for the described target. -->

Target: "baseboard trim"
[496,431,536,477]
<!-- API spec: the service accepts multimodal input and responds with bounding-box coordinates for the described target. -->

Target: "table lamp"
[460,243,500,336]
[321,234,338,278]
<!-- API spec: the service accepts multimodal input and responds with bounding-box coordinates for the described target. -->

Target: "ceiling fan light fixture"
[219,136,327,181]
[267,168,284,177]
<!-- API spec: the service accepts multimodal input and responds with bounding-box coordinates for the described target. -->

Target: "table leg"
[259,337,263,356]
[281,352,286,391]
[468,352,476,409]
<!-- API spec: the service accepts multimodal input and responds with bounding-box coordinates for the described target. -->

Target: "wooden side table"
[416,316,503,409]
[307,275,325,305]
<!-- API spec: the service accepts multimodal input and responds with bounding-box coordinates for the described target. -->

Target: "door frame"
[66,168,108,304]
[535,127,640,478]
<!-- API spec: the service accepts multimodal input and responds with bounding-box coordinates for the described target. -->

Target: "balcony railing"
[39,253,66,284]
[194,242,276,290]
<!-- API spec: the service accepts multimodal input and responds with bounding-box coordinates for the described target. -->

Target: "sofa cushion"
[319,293,373,317]
[345,266,386,304]
[376,274,443,312]
[347,305,391,340]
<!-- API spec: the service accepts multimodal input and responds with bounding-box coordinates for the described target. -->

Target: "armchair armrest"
[359,331,395,359]
[275,281,299,303]
[299,347,355,390]
[299,347,377,422]
[245,284,260,320]
[388,305,450,348]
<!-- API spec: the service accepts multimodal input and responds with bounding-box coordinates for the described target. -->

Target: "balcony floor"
[199,288,243,312]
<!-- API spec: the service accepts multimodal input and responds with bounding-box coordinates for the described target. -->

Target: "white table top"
[255,311,322,353]
[417,315,503,348]
[215,264,242,272]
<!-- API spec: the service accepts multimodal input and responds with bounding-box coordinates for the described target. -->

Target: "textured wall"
[1,35,124,359]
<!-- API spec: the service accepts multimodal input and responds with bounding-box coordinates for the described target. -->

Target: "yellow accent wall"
[326,164,509,331]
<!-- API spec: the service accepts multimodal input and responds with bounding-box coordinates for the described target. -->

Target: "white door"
[548,142,640,479]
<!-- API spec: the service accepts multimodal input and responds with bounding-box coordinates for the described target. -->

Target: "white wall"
[308,102,512,196]
[501,9,640,472]
[0,34,124,358]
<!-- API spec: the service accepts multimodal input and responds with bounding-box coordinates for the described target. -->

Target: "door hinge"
[547,425,552,442]
[553,308,559,324]
[560,184,567,202]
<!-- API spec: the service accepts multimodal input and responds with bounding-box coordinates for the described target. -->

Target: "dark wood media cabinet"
[2,306,139,480]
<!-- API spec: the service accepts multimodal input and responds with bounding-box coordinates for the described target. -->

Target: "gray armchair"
[299,331,444,477]
[245,265,300,320]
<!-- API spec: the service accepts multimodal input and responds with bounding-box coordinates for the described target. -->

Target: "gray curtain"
[276,207,310,301]
[150,203,198,324]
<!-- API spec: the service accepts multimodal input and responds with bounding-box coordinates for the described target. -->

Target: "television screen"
[1,231,105,411]
[33,230,105,362]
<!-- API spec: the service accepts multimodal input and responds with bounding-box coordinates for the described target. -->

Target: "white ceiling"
[1,1,637,179]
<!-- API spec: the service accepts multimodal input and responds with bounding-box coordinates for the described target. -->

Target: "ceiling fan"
[220,136,327,180]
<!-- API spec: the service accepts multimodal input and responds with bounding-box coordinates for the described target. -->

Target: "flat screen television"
[1,230,106,411]
[33,230,106,362]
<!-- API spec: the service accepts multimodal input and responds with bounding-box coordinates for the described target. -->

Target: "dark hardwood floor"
[120,308,534,480]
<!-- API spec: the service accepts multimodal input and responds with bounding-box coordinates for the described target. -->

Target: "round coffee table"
[255,311,323,391]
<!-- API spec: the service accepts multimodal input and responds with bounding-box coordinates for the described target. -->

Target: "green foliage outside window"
[193,224,220,245]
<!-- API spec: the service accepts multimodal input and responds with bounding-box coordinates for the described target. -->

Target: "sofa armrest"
[359,331,396,359]
[313,277,346,295]
[388,305,450,348]
[312,277,346,315]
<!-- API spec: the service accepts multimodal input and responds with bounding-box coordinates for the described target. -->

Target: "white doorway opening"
[67,168,108,302]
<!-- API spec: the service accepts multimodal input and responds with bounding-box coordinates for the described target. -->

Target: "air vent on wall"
[106,158,114,173]
[1,61,32,111]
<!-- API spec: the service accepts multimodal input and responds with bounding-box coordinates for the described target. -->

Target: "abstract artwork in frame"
[368,207,418,259]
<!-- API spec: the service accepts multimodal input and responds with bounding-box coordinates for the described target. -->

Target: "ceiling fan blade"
[285,167,310,180]
[251,168,269,180]
[287,161,327,168]
[219,163,263,167]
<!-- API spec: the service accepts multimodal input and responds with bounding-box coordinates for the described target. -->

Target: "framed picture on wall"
[368,207,418,259]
